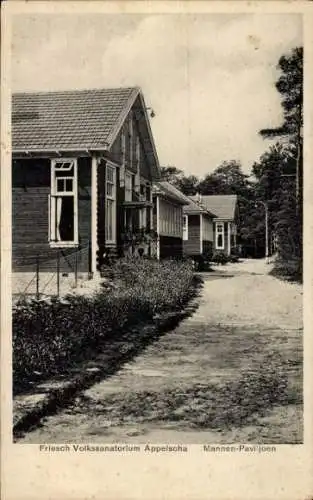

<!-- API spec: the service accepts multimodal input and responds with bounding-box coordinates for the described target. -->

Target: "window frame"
[105,163,117,244]
[49,158,78,248]
[215,222,225,250]
[183,215,188,240]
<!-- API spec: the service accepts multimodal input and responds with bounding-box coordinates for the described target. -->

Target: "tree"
[258,47,303,273]
[160,166,185,185]
[160,165,199,195]
[260,47,303,139]
[199,160,250,196]
[260,47,303,211]
[177,175,199,196]
[199,161,257,252]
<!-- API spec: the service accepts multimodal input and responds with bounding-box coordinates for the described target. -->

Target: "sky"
[12,12,302,177]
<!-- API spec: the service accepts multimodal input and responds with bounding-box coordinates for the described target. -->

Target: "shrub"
[270,257,302,283]
[211,251,228,265]
[228,252,240,263]
[187,255,212,272]
[13,258,197,392]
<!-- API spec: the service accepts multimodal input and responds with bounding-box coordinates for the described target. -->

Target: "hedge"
[13,258,197,393]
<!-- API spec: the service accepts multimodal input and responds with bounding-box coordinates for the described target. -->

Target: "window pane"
[66,178,73,192]
[106,199,114,241]
[107,183,114,197]
[57,178,64,192]
[58,196,74,241]
[107,167,114,183]
[55,163,74,175]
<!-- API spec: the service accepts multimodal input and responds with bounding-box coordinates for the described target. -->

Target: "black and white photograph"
[2,1,312,499]
[10,7,304,444]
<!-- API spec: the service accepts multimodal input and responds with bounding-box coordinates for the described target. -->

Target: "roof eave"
[106,88,160,181]
[106,87,141,147]
[213,216,235,221]
[183,208,203,215]
[12,145,110,158]
[158,192,188,206]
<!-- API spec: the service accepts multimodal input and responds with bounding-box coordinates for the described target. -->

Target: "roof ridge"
[13,86,141,96]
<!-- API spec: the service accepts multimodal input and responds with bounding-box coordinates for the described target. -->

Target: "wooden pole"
[57,250,60,297]
[91,156,98,277]
[74,248,78,288]
[265,204,269,260]
[36,255,40,300]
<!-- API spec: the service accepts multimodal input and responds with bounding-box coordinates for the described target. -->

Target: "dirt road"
[19,259,303,444]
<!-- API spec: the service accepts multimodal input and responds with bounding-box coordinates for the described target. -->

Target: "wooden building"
[190,194,239,255]
[12,87,160,274]
[152,181,188,259]
[182,197,216,259]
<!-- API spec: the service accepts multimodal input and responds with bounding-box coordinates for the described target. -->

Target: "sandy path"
[19,259,303,444]
[199,261,302,330]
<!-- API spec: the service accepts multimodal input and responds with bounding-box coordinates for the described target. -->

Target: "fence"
[12,244,92,304]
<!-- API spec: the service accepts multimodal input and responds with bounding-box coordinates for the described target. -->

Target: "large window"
[49,159,78,246]
[105,165,116,243]
[216,223,224,249]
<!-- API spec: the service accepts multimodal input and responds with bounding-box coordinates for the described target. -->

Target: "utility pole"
[255,201,269,262]
[264,202,269,261]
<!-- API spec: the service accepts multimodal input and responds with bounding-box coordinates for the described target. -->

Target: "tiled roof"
[12,87,139,152]
[166,187,216,217]
[183,198,211,215]
[154,181,215,216]
[190,195,238,220]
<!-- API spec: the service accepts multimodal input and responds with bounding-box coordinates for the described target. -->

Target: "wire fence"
[12,244,91,304]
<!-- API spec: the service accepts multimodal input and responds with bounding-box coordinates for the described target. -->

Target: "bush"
[211,251,228,265]
[13,258,197,392]
[270,257,302,283]
[228,252,240,263]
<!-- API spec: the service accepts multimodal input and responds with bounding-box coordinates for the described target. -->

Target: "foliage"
[160,166,199,196]
[188,254,212,272]
[269,257,302,283]
[161,47,303,270]
[121,228,158,245]
[199,160,250,196]
[228,252,240,263]
[211,251,228,265]
[258,46,303,278]
[13,258,196,392]
[260,47,303,139]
